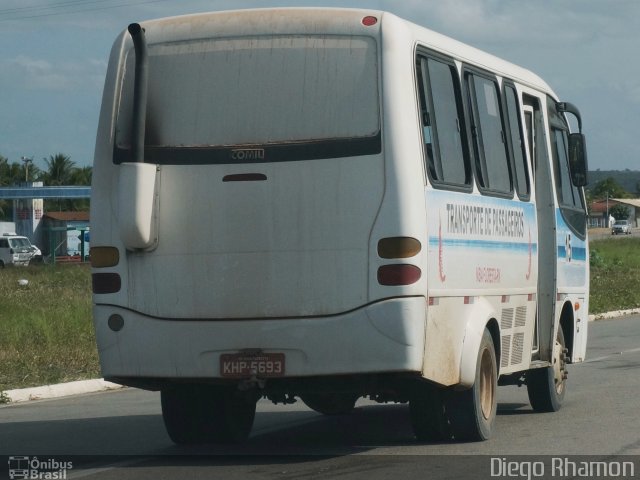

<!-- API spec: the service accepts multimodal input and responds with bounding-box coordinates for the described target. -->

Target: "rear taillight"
[377,264,421,286]
[92,273,121,294]
[377,237,422,285]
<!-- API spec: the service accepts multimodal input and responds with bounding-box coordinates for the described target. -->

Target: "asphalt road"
[589,227,637,241]
[2,316,640,479]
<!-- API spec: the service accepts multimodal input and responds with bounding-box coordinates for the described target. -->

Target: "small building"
[589,198,639,228]
[42,211,90,258]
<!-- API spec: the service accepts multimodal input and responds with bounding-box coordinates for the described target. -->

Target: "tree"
[0,156,29,185]
[0,155,10,219]
[590,177,630,199]
[0,155,41,219]
[70,166,92,186]
[40,153,85,211]
[69,166,92,211]
[41,153,76,186]
[0,152,90,215]
[609,204,630,221]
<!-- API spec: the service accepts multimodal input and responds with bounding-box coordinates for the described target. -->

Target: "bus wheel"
[526,326,567,412]
[300,393,358,415]
[409,382,447,441]
[161,384,256,444]
[443,329,497,441]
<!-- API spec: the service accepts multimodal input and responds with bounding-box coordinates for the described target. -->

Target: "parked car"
[0,234,35,267]
[28,244,43,263]
[612,220,632,235]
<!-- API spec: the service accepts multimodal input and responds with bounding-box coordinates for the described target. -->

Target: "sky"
[0,0,638,172]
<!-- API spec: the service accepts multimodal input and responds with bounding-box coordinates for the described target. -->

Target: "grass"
[0,237,638,395]
[589,236,640,314]
[0,264,99,393]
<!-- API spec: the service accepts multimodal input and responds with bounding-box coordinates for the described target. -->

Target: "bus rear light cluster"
[90,246,120,268]
[377,237,421,259]
[91,247,121,294]
[377,264,422,286]
[92,273,121,294]
[377,237,422,285]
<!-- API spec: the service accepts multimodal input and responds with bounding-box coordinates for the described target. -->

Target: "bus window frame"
[502,81,531,202]
[547,96,587,239]
[463,66,515,199]
[415,47,472,193]
[112,34,383,166]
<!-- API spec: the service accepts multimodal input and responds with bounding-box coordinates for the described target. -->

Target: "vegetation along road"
[1,235,639,394]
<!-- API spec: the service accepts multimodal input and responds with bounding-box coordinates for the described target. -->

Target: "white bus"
[91,8,589,443]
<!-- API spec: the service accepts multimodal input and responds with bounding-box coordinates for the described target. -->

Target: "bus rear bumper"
[93,297,426,386]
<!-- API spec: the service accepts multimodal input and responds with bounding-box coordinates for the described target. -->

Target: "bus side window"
[523,108,535,180]
[416,58,437,179]
[416,54,470,187]
[466,72,512,195]
[553,129,583,209]
[551,127,587,236]
[547,96,586,236]
[504,84,530,199]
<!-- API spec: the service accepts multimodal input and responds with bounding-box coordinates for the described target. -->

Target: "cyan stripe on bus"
[428,237,538,254]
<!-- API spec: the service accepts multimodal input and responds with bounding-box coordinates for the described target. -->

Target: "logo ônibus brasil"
[8,456,73,479]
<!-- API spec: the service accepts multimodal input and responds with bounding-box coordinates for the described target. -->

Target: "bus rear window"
[115,35,380,163]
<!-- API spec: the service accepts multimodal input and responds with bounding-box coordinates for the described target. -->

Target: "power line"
[0,0,173,22]
[0,0,106,16]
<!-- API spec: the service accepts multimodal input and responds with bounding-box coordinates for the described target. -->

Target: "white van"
[0,234,34,267]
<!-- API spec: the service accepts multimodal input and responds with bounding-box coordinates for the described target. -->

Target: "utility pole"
[21,156,33,182]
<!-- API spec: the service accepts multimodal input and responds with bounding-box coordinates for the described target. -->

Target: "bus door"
[524,95,556,363]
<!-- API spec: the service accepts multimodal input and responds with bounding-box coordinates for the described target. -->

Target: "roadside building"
[41,211,90,259]
[589,198,639,228]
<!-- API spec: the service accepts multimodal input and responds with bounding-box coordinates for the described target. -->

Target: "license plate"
[220,352,285,378]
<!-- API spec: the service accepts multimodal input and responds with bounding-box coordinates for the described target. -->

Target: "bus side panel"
[423,297,495,386]
[556,211,589,362]
[423,189,538,385]
[424,190,538,293]
[91,31,127,249]
[367,13,430,305]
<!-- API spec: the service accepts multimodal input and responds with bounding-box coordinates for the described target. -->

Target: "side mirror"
[568,133,588,187]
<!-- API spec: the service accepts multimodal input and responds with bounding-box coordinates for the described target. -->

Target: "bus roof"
[128,7,555,97]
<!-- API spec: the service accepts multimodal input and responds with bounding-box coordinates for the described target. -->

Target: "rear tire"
[442,329,497,441]
[300,393,358,415]
[161,384,256,444]
[527,326,567,412]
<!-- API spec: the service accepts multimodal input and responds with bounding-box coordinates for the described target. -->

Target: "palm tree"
[70,166,92,186]
[0,155,38,219]
[0,157,29,185]
[42,153,76,186]
[0,155,10,219]
[42,153,77,211]
[69,166,92,211]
